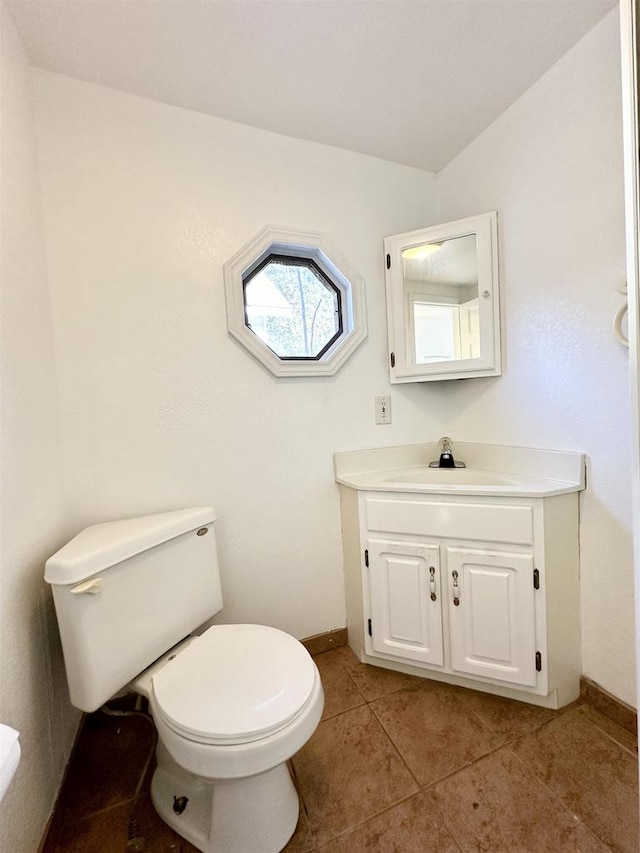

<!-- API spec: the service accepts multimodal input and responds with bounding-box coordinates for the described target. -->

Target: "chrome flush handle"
[429,566,437,601]
[452,570,460,606]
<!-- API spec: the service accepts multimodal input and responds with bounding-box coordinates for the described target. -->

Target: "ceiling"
[8,0,617,172]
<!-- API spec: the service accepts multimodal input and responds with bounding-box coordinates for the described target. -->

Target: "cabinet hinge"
[364,548,369,567]
[390,352,396,368]
[386,253,391,269]
[368,618,372,637]
[533,568,540,590]
[535,651,542,672]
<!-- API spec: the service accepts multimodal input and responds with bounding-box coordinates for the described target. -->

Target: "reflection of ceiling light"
[402,242,443,260]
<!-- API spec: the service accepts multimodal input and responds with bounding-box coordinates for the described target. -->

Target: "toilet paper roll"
[0,724,21,802]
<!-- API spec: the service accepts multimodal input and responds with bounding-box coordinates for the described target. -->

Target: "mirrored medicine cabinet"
[384,211,501,383]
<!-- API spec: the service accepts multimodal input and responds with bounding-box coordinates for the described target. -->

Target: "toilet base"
[150,740,300,853]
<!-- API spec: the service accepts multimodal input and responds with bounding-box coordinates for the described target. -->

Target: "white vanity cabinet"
[339,487,581,709]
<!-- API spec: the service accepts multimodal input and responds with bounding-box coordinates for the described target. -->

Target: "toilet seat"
[151,624,317,746]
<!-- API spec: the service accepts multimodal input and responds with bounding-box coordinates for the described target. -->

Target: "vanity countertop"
[334,441,586,498]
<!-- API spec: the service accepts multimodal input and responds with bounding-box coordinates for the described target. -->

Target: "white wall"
[434,10,634,705]
[0,6,80,851]
[33,72,438,640]
[24,10,634,765]
[0,9,631,851]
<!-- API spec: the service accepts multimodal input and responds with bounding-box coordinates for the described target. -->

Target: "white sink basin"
[383,467,519,486]
[334,442,586,497]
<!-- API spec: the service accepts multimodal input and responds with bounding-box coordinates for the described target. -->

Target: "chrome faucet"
[429,437,466,469]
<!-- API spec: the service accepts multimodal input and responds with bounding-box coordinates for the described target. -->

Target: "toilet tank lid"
[45,507,216,585]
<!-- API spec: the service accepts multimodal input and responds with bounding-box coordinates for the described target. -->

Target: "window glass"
[244,256,341,359]
[413,302,459,363]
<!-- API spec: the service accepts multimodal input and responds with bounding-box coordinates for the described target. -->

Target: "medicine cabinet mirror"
[384,211,501,382]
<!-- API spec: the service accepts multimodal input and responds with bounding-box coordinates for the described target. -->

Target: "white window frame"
[224,226,367,377]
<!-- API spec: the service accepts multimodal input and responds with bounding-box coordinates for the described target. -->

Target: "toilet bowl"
[133,624,324,853]
[137,624,324,778]
[44,507,325,853]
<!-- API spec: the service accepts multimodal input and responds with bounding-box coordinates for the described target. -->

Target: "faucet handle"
[439,436,453,454]
[429,436,466,468]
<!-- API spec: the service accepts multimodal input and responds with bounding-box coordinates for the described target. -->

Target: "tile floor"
[43,645,639,853]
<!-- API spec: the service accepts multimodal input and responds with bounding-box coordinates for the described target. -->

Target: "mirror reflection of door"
[402,234,480,365]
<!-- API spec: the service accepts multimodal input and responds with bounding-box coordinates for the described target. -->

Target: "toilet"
[44,507,324,853]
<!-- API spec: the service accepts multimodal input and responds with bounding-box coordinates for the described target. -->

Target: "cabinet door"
[446,548,537,687]
[384,212,500,383]
[368,539,444,666]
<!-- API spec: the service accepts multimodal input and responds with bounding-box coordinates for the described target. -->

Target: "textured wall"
[33,71,438,640]
[1,9,632,853]
[27,9,634,758]
[434,10,634,705]
[0,6,80,851]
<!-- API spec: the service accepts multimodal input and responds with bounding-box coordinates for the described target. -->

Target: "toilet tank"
[45,507,223,713]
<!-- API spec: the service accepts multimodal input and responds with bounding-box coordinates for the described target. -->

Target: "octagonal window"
[224,227,367,377]
[243,255,343,360]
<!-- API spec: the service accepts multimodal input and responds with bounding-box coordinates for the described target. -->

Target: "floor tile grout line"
[509,699,638,758]
[414,736,522,793]
[320,651,623,751]
[293,700,421,846]
[346,674,411,705]
[311,790,418,847]
[453,689,570,743]
[365,696,423,790]
[337,660,370,704]
[365,682,529,790]
[55,796,136,827]
[428,793,470,853]
[319,696,367,722]
[424,744,616,853]
[351,663,638,759]
[366,694,564,793]
[367,674,551,751]
[331,646,423,705]
[454,694,633,759]
[504,742,616,852]
[508,721,635,850]
[583,711,640,758]
[396,700,636,851]
[599,732,639,758]
[308,787,459,851]
[313,647,369,720]
[594,729,639,758]
[412,710,613,795]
